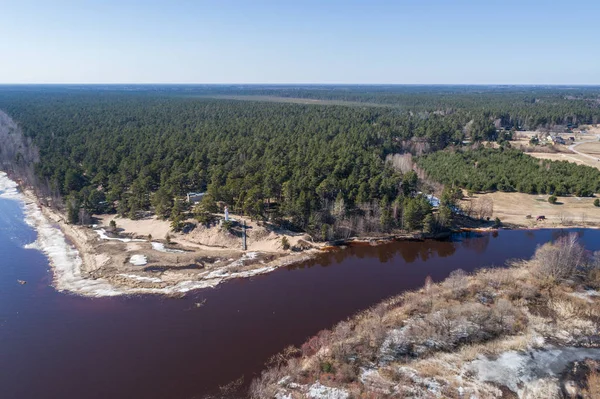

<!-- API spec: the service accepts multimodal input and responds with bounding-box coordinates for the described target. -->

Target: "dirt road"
[568,133,600,162]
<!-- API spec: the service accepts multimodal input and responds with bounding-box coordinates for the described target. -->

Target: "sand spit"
[0,172,320,297]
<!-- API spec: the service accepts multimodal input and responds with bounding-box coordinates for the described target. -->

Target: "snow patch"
[128,254,148,266]
[467,346,600,395]
[151,242,184,253]
[226,251,260,268]
[307,382,349,399]
[94,228,145,242]
[568,289,599,303]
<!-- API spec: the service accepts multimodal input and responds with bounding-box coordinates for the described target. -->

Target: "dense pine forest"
[417,147,600,196]
[0,85,599,238]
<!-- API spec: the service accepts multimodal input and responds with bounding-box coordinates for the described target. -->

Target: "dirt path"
[568,133,600,162]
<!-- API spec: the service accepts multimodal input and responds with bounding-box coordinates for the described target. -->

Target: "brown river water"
[1,195,599,399]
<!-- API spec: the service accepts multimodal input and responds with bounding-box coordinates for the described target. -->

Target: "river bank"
[3,186,600,399]
[253,236,600,398]
[2,171,321,297]
[6,167,597,299]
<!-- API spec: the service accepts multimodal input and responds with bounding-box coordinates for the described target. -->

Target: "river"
[1,183,600,399]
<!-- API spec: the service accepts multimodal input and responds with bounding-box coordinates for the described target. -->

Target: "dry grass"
[460,191,600,227]
[576,142,600,157]
[527,152,600,170]
[583,369,600,398]
[251,238,600,399]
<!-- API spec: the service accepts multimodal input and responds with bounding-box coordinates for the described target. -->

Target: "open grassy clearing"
[576,142,600,157]
[461,191,600,228]
[196,94,394,108]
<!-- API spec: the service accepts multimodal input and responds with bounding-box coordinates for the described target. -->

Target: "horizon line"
[2,82,600,87]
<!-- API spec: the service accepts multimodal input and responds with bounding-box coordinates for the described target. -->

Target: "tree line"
[417,147,600,196]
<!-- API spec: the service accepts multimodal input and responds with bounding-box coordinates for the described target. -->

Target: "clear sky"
[1,0,599,84]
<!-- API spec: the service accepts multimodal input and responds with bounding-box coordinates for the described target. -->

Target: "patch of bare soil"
[56,212,323,294]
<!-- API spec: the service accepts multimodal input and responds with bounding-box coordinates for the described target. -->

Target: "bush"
[594,198,600,207]
[548,195,558,204]
[281,236,290,250]
[109,220,117,230]
[221,220,233,231]
[532,233,586,281]
[493,217,502,228]
[443,269,469,298]
[320,361,333,373]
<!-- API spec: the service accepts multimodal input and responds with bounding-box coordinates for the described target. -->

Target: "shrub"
[170,214,184,232]
[320,361,333,373]
[281,236,290,250]
[532,233,586,281]
[583,366,600,398]
[221,220,233,231]
[443,269,469,298]
[335,363,357,383]
[493,217,501,228]
[594,198,600,207]
[109,220,117,230]
[548,195,558,204]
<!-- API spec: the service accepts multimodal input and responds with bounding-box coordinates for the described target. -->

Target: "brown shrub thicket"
[583,368,600,398]
[533,233,587,281]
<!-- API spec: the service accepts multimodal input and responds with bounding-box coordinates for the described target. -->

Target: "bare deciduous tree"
[385,153,414,174]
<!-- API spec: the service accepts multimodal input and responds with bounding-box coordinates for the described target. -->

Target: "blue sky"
[1,0,599,84]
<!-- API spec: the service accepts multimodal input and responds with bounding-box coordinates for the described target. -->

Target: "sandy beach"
[1,171,322,297]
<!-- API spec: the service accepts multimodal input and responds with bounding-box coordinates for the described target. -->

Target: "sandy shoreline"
[0,171,323,297]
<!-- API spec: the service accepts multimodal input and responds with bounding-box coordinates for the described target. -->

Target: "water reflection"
[288,232,499,270]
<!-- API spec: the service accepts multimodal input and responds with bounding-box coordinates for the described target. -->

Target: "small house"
[186,192,206,204]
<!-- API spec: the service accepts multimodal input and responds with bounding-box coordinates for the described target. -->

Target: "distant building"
[186,192,206,204]
[425,194,440,207]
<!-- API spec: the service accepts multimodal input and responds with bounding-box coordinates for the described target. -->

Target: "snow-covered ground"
[468,346,600,397]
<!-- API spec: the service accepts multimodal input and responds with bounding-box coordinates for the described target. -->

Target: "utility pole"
[242,220,247,251]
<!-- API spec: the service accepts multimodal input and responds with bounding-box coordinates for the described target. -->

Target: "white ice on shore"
[129,254,148,265]
[94,228,145,242]
[1,172,123,296]
[1,172,281,297]
[151,242,184,253]
[0,172,19,199]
